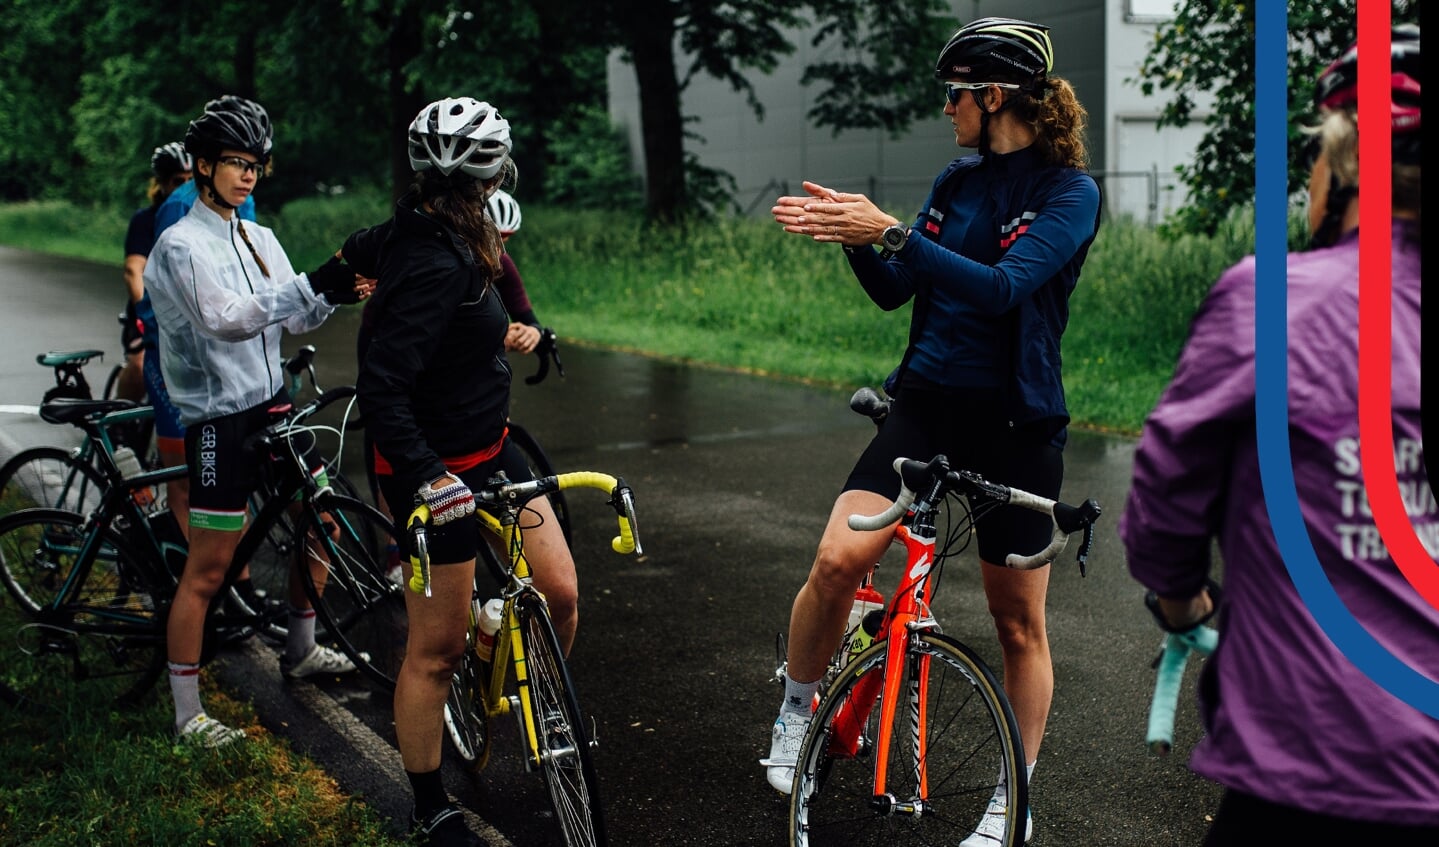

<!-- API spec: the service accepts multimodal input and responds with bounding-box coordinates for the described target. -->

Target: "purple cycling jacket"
[1119,222,1438,825]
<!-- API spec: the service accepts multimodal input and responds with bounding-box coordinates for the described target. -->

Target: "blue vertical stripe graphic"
[1251,4,1438,716]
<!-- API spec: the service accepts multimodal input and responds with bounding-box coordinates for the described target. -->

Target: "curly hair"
[1003,76,1089,170]
[1311,108,1420,244]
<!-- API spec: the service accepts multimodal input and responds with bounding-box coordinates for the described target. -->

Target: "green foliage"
[0,649,405,847]
[1134,0,1420,236]
[539,104,644,211]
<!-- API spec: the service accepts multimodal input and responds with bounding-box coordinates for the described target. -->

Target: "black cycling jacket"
[348,193,511,495]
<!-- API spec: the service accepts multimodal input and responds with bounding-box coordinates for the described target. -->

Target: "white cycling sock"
[781,674,820,715]
[285,606,317,663]
[169,661,203,730]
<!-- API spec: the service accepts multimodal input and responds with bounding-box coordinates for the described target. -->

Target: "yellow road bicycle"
[407,470,640,847]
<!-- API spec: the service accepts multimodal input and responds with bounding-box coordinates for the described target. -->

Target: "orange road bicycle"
[407,468,640,847]
[783,447,1101,847]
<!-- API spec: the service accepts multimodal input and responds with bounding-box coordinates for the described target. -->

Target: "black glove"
[307,256,361,305]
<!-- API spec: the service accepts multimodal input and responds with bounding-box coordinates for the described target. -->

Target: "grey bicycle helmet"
[487,189,522,234]
[151,142,193,178]
[934,17,1053,91]
[408,97,512,180]
[184,95,273,164]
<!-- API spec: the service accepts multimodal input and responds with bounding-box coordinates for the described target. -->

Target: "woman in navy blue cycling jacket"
[764,17,1101,845]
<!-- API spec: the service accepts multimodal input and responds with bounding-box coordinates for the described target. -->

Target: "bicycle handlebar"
[524,327,565,385]
[1146,624,1218,755]
[847,456,1102,572]
[404,471,640,596]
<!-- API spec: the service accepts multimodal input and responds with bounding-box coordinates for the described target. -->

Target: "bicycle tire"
[101,363,124,401]
[0,508,166,709]
[0,445,107,515]
[294,493,407,690]
[518,591,606,847]
[790,632,1028,847]
[443,591,493,772]
[507,423,572,545]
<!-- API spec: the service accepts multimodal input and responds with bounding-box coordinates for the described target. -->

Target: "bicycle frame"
[826,509,944,797]
[410,471,639,767]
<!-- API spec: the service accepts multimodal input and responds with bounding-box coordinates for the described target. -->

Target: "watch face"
[883,226,906,250]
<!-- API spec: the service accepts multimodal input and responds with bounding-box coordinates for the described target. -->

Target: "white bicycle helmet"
[487,189,522,234]
[408,97,512,179]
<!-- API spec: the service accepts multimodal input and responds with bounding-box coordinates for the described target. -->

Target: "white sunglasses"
[945,81,1021,104]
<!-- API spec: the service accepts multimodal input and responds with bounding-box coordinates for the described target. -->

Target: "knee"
[989,607,1047,655]
[408,640,466,681]
[809,541,869,598]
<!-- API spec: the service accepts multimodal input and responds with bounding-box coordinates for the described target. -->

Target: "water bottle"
[112,446,154,508]
[476,598,504,663]
[842,583,884,667]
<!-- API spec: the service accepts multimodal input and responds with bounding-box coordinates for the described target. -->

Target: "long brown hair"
[1006,76,1090,170]
[412,166,508,279]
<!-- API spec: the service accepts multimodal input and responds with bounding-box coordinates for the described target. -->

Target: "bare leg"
[785,490,895,683]
[506,496,578,654]
[394,561,475,773]
[980,561,1053,765]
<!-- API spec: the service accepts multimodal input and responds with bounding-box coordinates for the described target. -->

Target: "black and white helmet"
[184,95,273,164]
[486,189,522,234]
[151,142,193,178]
[408,98,512,180]
[935,17,1054,92]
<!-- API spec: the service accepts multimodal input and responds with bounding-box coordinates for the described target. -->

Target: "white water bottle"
[842,582,885,667]
[112,446,154,507]
[476,598,504,663]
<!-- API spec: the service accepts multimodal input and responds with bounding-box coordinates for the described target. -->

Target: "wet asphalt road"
[0,245,1222,845]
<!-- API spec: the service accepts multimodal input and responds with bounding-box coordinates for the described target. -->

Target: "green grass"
[0,598,406,846]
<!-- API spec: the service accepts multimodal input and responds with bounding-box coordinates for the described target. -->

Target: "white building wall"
[608,0,1204,225]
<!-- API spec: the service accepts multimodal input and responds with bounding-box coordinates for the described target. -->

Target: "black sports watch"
[879,224,911,256]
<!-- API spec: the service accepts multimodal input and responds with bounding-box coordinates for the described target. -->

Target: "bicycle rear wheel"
[507,423,572,545]
[295,493,407,690]
[0,509,166,709]
[518,592,606,847]
[790,632,1027,847]
[0,446,107,514]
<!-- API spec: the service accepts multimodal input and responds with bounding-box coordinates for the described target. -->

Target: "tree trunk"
[387,13,427,204]
[626,18,686,222]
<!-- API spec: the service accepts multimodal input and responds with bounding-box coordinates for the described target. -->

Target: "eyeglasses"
[216,155,266,179]
[944,81,1020,105]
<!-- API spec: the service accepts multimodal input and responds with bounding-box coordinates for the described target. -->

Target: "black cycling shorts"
[843,384,1064,566]
[184,391,320,532]
[378,437,536,566]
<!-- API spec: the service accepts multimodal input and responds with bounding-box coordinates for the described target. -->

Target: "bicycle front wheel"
[518,593,606,847]
[0,446,107,514]
[791,632,1027,847]
[0,509,166,709]
[295,493,407,691]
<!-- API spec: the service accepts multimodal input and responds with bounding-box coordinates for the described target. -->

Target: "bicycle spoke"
[0,510,165,710]
[791,633,1026,847]
[519,595,606,847]
[296,494,406,691]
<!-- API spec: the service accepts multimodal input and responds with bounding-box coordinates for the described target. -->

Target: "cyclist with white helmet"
[345,97,579,847]
[767,18,1101,845]
[487,188,545,355]
[145,94,372,749]
[116,142,192,405]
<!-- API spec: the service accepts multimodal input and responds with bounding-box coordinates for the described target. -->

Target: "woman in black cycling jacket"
[347,97,577,847]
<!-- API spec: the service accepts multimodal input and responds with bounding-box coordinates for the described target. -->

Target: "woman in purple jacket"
[1119,26,1437,844]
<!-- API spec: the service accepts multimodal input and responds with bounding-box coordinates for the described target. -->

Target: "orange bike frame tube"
[827,523,938,796]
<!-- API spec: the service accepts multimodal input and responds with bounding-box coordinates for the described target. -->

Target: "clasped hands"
[771,180,899,249]
[307,251,375,306]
